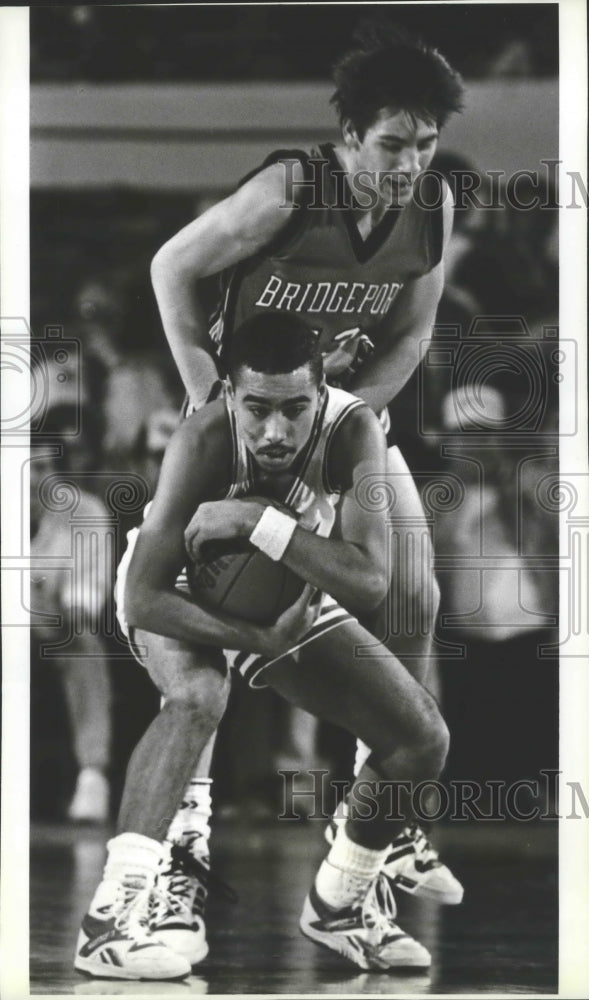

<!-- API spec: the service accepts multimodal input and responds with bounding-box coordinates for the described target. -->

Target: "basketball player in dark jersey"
[148,18,465,951]
[75,316,448,976]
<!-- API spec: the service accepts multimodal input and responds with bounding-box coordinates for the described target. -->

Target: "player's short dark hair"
[227,313,324,386]
[331,17,464,137]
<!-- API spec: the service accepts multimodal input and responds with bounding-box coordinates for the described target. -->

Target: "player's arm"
[124,412,266,652]
[281,405,390,613]
[150,161,302,408]
[185,406,390,616]
[349,186,454,413]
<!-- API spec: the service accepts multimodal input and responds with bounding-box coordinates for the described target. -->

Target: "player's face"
[345,107,439,207]
[227,365,324,473]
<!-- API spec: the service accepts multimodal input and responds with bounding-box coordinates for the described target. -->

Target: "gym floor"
[29,816,557,996]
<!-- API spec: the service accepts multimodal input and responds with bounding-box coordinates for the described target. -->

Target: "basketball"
[186,500,305,626]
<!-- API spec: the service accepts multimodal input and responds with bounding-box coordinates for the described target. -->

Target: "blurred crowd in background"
[29,4,560,828]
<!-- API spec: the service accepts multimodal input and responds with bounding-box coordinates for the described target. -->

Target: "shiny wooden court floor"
[30,818,557,996]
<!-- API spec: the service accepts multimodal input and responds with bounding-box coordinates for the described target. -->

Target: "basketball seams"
[190,550,250,608]
[223,551,278,625]
[190,545,295,627]
[214,552,254,608]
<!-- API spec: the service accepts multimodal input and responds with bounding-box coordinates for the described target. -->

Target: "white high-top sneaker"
[300,872,431,970]
[75,873,191,980]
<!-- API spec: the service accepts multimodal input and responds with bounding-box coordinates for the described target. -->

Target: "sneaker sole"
[299,922,431,971]
[74,956,190,981]
[299,921,371,971]
[299,898,431,971]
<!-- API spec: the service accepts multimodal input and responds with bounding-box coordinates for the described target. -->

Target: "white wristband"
[249,506,297,562]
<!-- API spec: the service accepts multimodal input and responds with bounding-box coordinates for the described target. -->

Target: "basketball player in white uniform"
[75,314,451,977]
[148,16,465,951]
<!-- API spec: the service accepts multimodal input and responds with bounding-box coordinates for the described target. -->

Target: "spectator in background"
[453,175,558,328]
[430,150,486,320]
[486,38,533,78]
[30,414,115,822]
[391,158,558,479]
[436,383,556,636]
[133,406,182,496]
[432,382,558,801]
[73,273,183,471]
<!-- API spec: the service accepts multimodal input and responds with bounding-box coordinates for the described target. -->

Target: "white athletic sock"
[160,779,213,919]
[88,833,163,917]
[164,778,212,862]
[315,825,388,910]
[104,832,164,883]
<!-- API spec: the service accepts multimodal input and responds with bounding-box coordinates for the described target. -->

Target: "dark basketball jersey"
[209,143,445,389]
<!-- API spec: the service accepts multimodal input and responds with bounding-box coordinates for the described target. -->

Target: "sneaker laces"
[114,878,155,945]
[153,866,195,922]
[174,845,238,903]
[360,875,404,948]
[153,843,238,923]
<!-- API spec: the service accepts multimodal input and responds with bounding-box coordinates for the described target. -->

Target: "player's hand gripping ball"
[186,498,305,626]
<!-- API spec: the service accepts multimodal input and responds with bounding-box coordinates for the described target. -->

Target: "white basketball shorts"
[115,525,355,689]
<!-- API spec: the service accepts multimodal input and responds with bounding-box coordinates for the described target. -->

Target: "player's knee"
[377,687,448,774]
[165,687,228,735]
[165,665,229,731]
[384,688,448,771]
[412,701,449,774]
[375,704,448,783]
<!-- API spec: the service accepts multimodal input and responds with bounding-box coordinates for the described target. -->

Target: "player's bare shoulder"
[222,157,307,249]
[326,402,387,493]
[247,157,307,208]
[164,399,234,495]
